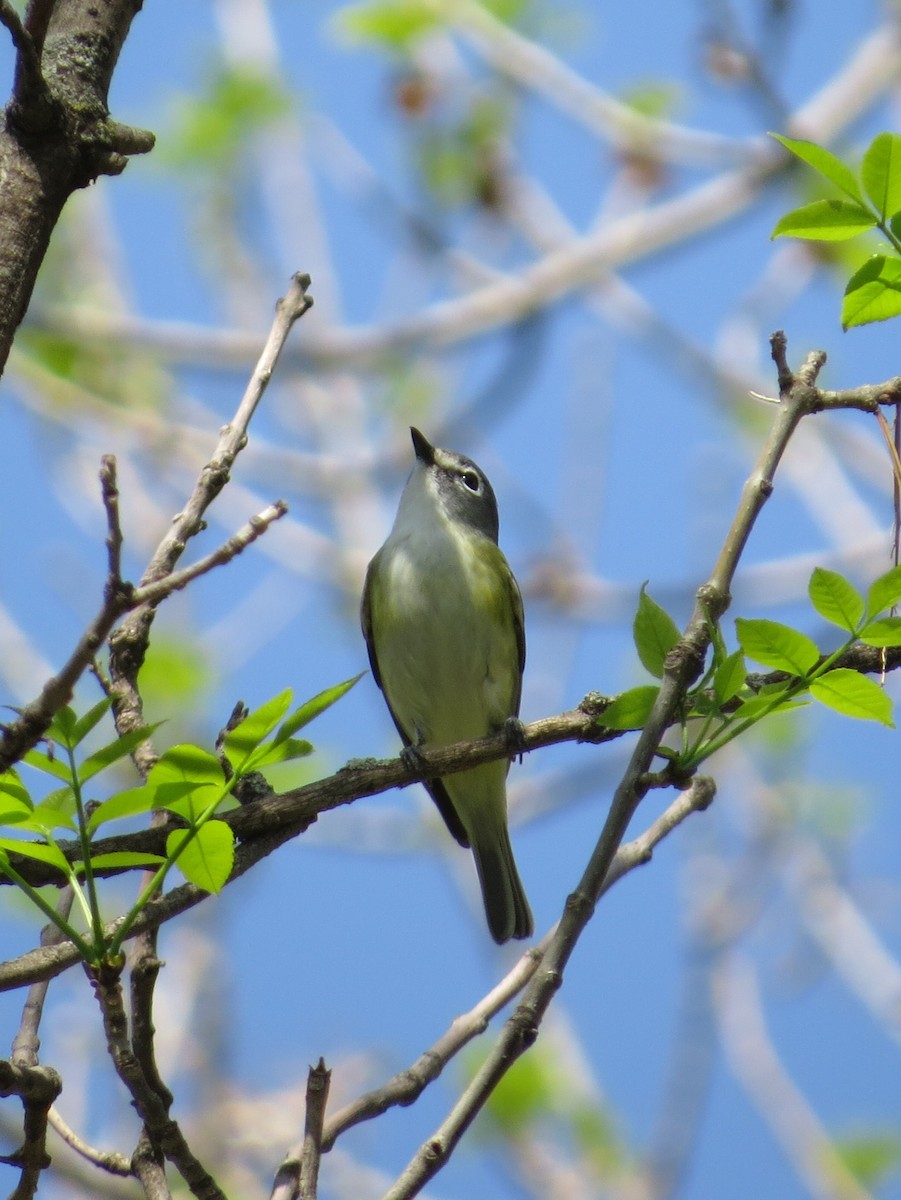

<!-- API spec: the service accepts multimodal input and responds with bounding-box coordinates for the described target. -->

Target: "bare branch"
[89,967,225,1199]
[298,1060,330,1200]
[132,502,288,608]
[0,1058,62,1200]
[45,1107,132,1177]
[100,455,124,586]
[107,272,313,753]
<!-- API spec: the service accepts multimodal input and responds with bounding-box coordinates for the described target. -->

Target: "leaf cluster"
[0,676,361,967]
[771,131,901,328]
[603,566,901,771]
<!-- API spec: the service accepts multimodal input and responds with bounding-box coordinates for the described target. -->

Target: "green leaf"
[735,618,820,675]
[842,255,901,329]
[0,772,32,812]
[735,689,809,720]
[80,724,161,782]
[713,650,747,704]
[246,737,314,770]
[155,782,218,823]
[866,564,901,616]
[835,1131,901,1188]
[0,809,33,826]
[858,616,901,647]
[272,673,365,745]
[149,745,225,788]
[334,0,438,49]
[771,198,875,241]
[0,837,70,873]
[808,567,865,632]
[148,746,225,822]
[87,786,155,835]
[47,706,77,747]
[602,686,659,730]
[769,133,864,202]
[79,852,167,872]
[861,131,901,220]
[483,1049,555,1133]
[30,788,77,832]
[223,690,294,770]
[167,822,234,893]
[71,698,114,745]
[809,669,893,725]
[22,748,73,784]
[632,588,681,679]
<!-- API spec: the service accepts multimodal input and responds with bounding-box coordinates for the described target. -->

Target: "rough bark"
[0,0,154,378]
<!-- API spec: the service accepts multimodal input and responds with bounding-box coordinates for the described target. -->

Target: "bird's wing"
[361,551,470,848]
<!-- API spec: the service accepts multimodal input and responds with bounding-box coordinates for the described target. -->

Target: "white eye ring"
[461,470,480,492]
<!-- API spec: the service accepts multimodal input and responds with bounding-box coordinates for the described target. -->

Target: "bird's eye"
[461,470,480,492]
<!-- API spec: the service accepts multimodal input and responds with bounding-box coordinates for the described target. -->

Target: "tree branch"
[377,333,843,1197]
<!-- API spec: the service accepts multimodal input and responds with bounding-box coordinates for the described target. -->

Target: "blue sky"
[1,2,900,1197]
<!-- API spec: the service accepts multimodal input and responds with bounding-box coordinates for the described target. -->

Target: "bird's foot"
[503,716,527,761]
[400,742,430,777]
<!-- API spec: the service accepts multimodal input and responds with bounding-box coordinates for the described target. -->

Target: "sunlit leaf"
[30,788,77,832]
[809,669,893,726]
[149,745,224,787]
[167,822,234,893]
[223,690,293,769]
[842,255,901,329]
[0,772,32,812]
[48,706,77,746]
[80,852,166,872]
[771,198,875,241]
[334,0,438,49]
[602,686,659,730]
[835,1131,901,1188]
[735,618,819,675]
[247,737,314,770]
[271,674,365,744]
[80,724,161,782]
[71,698,114,746]
[858,617,901,647]
[808,567,864,632]
[87,786,155,835]
[861,131,901,220]
[735,689,809,720]
[633,588,681,679]
[22,748,72,784]
[713,650,747,704]
[769,133,863,202]
[866,565,901,616]
[0,837,70,873]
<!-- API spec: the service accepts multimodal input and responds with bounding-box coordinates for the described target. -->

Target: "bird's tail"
[472,823,533,945]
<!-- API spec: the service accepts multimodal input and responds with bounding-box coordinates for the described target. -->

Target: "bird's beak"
[410,427,435,465]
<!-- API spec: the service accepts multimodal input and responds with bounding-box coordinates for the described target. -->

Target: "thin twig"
[100,455,124,586]
[0,495,291,777]
[298,1060,330,1200]
[45,1106,132,1177]
[132,501,288,608]
[0,0,50,116]
[106,271,312,759]
[313,778,714,1154]
[89,967,225,1199]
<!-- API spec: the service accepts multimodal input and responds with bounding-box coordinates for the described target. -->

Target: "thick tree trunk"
[0,0,154,377]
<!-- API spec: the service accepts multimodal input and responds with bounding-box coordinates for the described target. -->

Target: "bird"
[361,427,533,943]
